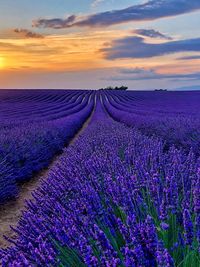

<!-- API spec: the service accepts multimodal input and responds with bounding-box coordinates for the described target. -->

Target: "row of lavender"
[0,90,94,203]
[103,91,200,155]
[1,95,199,266]
[0,90,89,122]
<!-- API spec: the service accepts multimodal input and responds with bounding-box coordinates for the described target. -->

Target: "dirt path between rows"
[0,107,94,249]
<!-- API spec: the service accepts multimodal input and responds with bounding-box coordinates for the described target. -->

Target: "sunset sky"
[1,0,200,89]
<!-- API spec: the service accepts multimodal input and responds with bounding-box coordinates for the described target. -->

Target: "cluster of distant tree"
[100,86,128,90]
[154,89,168,91]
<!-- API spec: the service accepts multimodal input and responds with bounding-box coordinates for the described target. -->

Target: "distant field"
[0,90,199,266]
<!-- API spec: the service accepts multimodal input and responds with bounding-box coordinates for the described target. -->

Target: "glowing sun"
[0,57,4,69]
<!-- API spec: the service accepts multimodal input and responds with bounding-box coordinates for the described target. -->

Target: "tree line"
[99,86,128,90]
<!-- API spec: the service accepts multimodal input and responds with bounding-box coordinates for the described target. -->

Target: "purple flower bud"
[160,222,169,231]
[183,209,194,246]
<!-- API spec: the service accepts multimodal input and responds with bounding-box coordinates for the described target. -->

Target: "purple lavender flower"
[183,209,194,246]
[1,91,200,266]
[160,222,169,231]
[156,243,174,267]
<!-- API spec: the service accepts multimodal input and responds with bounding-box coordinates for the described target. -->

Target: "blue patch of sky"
[0,0,142,30]
[1,0,199,41]
[91,0,141,11]
[146,11,200,39]
[0,0,92,30]
[116,10,200,41]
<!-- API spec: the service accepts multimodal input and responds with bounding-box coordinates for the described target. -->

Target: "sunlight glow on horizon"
[0,56,5,69]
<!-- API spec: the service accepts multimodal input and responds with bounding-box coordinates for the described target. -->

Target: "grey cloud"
[32,16,77,29]
[178,55,200,60]
[133,29,172,40]
[33,1,200,29]
[119,67,155,75]
[102,36,200,59]
[109,68,200,81]
[13,28,44,38]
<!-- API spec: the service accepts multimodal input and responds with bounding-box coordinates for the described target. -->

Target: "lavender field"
[0,90,199,266]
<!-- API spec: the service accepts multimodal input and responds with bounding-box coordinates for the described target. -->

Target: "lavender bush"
[0,90,94,203]
[103,91,200,154]
[1,96,199,266]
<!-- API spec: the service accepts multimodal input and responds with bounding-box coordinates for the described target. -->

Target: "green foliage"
[53,240,86,267]
[100,86,128,90]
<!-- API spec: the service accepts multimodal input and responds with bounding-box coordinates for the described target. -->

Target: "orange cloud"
[0,30,127,71]
[0,29,199,82]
